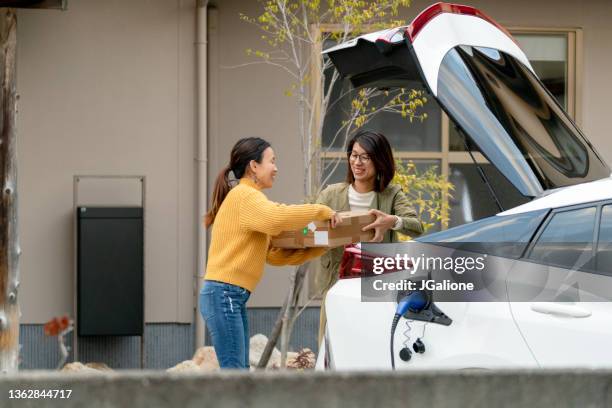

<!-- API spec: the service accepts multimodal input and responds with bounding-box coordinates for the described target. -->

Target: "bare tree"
[238,1,427,200]
[0,8,20,374]
[0,1,65,372]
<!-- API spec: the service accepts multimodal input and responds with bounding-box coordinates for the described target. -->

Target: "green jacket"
[314,182,424,294]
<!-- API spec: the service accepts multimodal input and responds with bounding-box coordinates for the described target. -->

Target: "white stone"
[166,360,201,373]
[61,362,103,374]
[249,333,281,369]
[192,346,219,371]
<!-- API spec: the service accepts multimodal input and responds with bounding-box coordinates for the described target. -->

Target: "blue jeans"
[199,280,251,369]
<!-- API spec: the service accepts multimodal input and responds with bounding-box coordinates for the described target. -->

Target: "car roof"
[499,176,612,216]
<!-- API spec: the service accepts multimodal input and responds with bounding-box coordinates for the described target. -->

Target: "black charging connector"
[390,286,453,369]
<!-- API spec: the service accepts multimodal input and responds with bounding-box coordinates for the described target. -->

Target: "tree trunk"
[0,8,20,373]
[256,292,289,369]
[280,262,308,366]
[257,262,310,369]
[279,272,295,368]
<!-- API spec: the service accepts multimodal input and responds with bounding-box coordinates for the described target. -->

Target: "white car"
[317,2,612,370]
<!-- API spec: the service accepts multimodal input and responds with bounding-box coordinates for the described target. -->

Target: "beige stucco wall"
[14,0,612,322]
[17,0,197,323]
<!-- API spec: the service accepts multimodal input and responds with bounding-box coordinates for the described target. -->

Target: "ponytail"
[205,165,232,228]
[205,137,271,228]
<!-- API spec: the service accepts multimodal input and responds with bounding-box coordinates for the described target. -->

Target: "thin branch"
[291,294,318,322]
[284,1,314,43]
[221,61,299,80]
[320,89,371,153]
[324,85,355,113]
[319,119,354,188]
[279,1,302,70]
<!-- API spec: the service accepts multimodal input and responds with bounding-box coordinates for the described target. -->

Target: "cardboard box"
[270,211,376,249]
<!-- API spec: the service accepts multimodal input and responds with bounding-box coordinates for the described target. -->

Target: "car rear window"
[416,209,549,259]
[527,206,596,271]
[437,45,610,195]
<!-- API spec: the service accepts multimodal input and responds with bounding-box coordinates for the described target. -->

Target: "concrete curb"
[0,369,611,407]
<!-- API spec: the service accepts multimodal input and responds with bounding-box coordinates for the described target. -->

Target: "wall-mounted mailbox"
[77,207,143,336]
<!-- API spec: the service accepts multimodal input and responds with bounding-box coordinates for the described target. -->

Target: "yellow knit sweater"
[204,178,333,292]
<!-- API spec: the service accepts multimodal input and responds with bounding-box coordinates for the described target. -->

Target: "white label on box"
[307,222,317,232]
[314,231,329,246]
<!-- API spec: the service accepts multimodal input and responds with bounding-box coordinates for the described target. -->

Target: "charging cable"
[390,291,427,369]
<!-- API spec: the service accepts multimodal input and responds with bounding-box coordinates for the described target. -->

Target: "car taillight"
[404,2,518,46]
[338,244,408,279]
[338,245,361,279]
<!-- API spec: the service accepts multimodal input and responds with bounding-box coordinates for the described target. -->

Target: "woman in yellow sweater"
[201,137,340,369]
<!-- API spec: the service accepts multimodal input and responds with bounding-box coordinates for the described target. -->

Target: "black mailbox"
[77,207,143,336]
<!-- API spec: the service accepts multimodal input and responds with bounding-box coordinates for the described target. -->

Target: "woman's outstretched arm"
[240,189,334,236]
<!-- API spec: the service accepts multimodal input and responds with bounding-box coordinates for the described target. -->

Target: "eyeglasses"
[349,152,371,164]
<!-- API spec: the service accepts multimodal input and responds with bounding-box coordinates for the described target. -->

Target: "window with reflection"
[450,33,570,152]
[528,207,596,270]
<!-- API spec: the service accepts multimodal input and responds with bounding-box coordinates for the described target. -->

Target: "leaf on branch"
[44,315,73,337]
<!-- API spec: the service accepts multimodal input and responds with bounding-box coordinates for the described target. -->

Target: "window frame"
[596,204,612,272]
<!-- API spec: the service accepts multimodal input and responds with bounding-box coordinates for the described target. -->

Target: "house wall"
[17,0,197,323]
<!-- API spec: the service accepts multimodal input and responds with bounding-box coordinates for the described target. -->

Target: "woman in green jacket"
[316,130,424,343]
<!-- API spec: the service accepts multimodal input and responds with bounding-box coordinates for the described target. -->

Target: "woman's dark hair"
[205,137,271,227]
[346,130,395,192]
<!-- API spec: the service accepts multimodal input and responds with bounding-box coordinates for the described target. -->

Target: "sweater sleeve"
[393,189,424,236]
[266,246,328,266]
[239,189,334,236]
